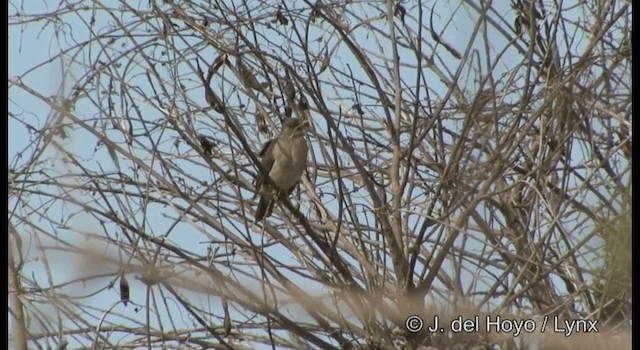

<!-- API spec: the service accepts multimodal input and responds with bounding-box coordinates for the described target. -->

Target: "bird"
[254,118,310,222]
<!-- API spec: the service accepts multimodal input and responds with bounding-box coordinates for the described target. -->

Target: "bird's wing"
[255,139,277,190]
[259,139,274,157]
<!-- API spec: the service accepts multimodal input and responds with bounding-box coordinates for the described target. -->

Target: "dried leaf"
[281,71,296,104]
[275,6,289,25]
[514,16,522,35]
[317,48,330,74]
[255,104,270,135]
[352,103,364,117]
[310,8,320,23]
[205,88,224,113]
[210,53,229,75]
[222,298,232,336]
[162,21,169,38]
[106,142,120,170]
[394,3,406,24]
[297,94,311,119]
[298,94,309,112]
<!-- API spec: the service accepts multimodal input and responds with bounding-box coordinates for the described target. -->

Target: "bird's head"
[281,118,310,138]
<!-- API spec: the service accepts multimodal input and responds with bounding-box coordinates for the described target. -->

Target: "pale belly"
[268,138,308,191]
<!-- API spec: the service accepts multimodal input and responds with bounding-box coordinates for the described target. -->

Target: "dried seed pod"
[281,71,296,104]
[297,93,311,120]
[119,274,130,307]
[255,104,270,135]
[197,134,215,158]
[222,298,232,336]
[236,57,269,92]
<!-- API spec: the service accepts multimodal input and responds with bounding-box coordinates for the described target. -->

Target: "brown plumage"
[255,118,310,221]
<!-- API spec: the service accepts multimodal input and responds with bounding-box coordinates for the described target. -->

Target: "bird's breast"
[275,137,307,164]
[268,137,308,191]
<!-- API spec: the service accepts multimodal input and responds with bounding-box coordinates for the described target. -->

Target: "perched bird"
[255,118,310,222]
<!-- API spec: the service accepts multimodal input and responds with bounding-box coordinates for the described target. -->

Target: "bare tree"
[8,0,631,349]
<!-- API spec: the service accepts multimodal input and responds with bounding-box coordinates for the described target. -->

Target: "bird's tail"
[255,197,274,222]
